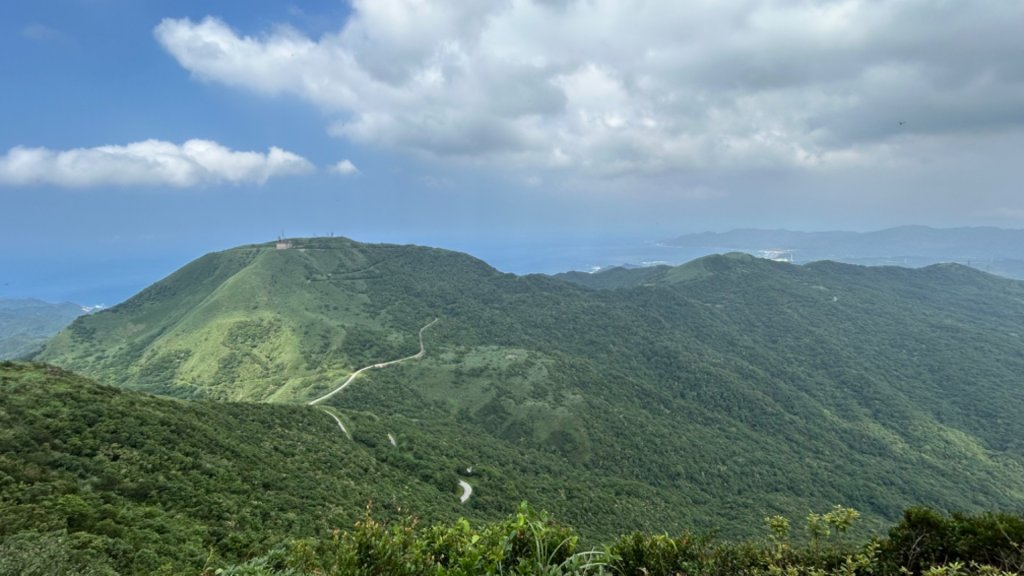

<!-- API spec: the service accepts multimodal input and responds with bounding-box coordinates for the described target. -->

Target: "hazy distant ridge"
[0,298,84,360]
[663,226,1024,276]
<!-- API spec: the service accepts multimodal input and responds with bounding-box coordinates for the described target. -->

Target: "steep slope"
[37,237,1024,538]
[0,298,84,359]
[0,362,479,575]
[39,238,519,401]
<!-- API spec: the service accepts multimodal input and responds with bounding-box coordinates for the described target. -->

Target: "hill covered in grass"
[36,237,1024,540]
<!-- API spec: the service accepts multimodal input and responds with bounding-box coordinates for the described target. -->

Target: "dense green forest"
[0,298,83,360]
[3,355,1022,576]
[35,238,1024,540]
[3,363,1022,575]
[0,362,476,574]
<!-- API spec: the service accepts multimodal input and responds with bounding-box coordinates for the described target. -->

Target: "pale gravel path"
[320,409,352,440]
[308,318,438,406]
[309,318,471,505]
[458,479,473,504]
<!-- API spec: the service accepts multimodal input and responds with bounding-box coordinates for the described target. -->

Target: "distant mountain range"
[0,298,87,360]
[661,226,1024,277]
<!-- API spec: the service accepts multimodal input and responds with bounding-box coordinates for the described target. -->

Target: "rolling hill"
[36,237,1024,541]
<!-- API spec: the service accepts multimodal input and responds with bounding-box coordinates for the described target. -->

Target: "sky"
[2,0,1024,304]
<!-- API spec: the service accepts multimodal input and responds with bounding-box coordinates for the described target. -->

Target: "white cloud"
[154,1,1024,180]
[329,159,360,175]
[0,139,314,188]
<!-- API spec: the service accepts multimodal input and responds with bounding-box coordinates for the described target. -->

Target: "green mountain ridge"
[553,252,758,289]
[34,236,1024,542]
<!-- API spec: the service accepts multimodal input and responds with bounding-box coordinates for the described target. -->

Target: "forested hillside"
[36,238,1024,541]
[6,363,1024,576]
[0,362,479,575]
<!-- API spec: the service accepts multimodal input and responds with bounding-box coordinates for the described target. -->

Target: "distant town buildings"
[757,249,794,263]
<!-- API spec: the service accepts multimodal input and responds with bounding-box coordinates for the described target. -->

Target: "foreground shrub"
[878,508,1024,576]
[215,506,1024,576]
[215,503,610,576]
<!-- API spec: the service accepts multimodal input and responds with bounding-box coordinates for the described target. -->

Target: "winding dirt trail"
[308,318,439,406]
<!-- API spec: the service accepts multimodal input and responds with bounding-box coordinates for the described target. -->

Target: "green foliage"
[218,506,1024,576]
[33,237,1024,539]
[0,365,1020,576]
[0,362,477,575]
[878,508,1024,575]
[216,503,610,576]
[0,530,117,576]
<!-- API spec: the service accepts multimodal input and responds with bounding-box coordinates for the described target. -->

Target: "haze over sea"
[1,236,720,306]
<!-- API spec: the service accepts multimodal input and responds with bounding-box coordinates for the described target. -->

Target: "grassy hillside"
[0,298,83,360]
[36,237,1024,540]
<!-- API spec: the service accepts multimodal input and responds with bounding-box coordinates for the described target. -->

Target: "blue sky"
[3,0,1024,303]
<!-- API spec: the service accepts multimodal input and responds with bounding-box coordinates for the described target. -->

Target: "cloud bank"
[0,139,314,188]
[155,1,1024,178]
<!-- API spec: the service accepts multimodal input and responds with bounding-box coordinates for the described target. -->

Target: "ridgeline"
[24,236,1024,567]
